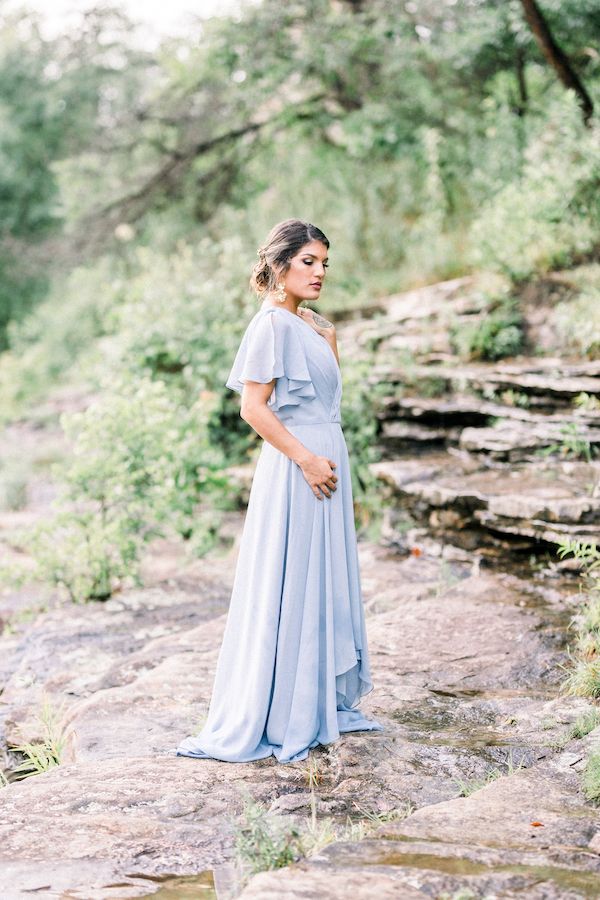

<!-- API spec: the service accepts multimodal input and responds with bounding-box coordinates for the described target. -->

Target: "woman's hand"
[297,306,335,338]
[297,307,340,365]
[297,452,338,501]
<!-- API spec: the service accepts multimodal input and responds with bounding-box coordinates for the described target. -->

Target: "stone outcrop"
[372,452,600,550]
[238,739,600,899]
[342,279,600,554]
[1,535,597,898]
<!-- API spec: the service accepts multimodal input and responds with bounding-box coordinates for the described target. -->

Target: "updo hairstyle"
[249,218,329,297]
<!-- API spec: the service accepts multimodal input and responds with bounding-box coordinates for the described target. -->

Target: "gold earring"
[274,282,287,303]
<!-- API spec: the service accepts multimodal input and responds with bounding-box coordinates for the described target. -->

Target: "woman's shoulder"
[254,304,292,320]
[238,305,297,352]
[250,304,300,334]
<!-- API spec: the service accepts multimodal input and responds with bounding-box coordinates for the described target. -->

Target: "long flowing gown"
[176,303,384,764]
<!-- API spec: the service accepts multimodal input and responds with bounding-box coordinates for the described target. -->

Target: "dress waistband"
[281,419,342,427]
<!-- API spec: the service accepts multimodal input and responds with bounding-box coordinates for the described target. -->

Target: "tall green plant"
[556,539,600,699]
[8,372,233,602]
[339,352,387,535]
[469,94,600,281]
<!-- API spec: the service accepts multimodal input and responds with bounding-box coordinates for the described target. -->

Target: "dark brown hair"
[249,218,330,297]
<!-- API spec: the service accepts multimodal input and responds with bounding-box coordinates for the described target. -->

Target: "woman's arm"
[240,381,338,500]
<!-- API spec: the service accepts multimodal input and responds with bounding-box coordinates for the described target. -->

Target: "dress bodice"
[226,305,343,426]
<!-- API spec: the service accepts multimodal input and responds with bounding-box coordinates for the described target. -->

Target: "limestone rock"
[0,541,589,898]
[372,453,600,549]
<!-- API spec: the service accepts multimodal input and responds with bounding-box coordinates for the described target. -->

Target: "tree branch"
[520,0,593,125]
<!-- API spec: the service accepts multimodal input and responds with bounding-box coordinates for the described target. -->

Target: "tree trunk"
[520,0,593,125]
[515,47,528,117]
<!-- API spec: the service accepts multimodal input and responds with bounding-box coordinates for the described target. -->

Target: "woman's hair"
[249,218,329,297]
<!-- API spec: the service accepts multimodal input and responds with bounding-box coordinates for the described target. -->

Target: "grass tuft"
[582,750,600,805]
[8,694,72,781]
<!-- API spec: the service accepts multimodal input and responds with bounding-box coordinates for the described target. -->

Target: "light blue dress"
[176,304,384,764]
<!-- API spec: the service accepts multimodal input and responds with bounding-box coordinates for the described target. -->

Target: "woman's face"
[278,240,329,303]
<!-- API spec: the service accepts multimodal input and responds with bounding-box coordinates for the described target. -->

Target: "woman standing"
[176,218,384,764]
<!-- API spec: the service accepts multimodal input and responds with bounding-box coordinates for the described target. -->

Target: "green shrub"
[568,709,600,741]
[94,236,258,465]
[554,294,600,359]
[18,509,141,603]
[99,238,253,389]
[0,256,126,423]
[469,94,600,282]
[450,297,524,361]
[552,267,600,359]
[8,372,234,602]
[7,695,71,782]
[339,352,387,535]
[0,458,29,510]
[539,423,596,463]
[233,794,303,878]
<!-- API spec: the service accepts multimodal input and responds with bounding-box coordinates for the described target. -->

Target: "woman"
[176,218,384,764]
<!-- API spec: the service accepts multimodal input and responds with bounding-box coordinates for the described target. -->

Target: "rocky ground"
[1,275,599,899]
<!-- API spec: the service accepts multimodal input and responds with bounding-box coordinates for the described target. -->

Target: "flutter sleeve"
[225,309,316,411]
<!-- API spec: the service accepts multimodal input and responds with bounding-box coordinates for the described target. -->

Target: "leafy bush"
[469,94,600,281]
[551,265,600,359]
[8,372,234,602]
[450,296,524,361]
[339,351,387,535]
[92,235,259,463]
[554,293,600,359]
[0,457,29,510]
[101,239,249,388]
[21,509,143,603]
[0,256,126,423]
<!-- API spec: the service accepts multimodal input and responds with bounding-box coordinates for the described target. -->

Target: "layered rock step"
[354,335,600,550]
[373,358,600,459]
[375,359,600,403]
[372,451,600,551]
[378,399,600,461]
[340,276,483,357]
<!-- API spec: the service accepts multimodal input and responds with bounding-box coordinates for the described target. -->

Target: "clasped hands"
[297,452,338,501]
